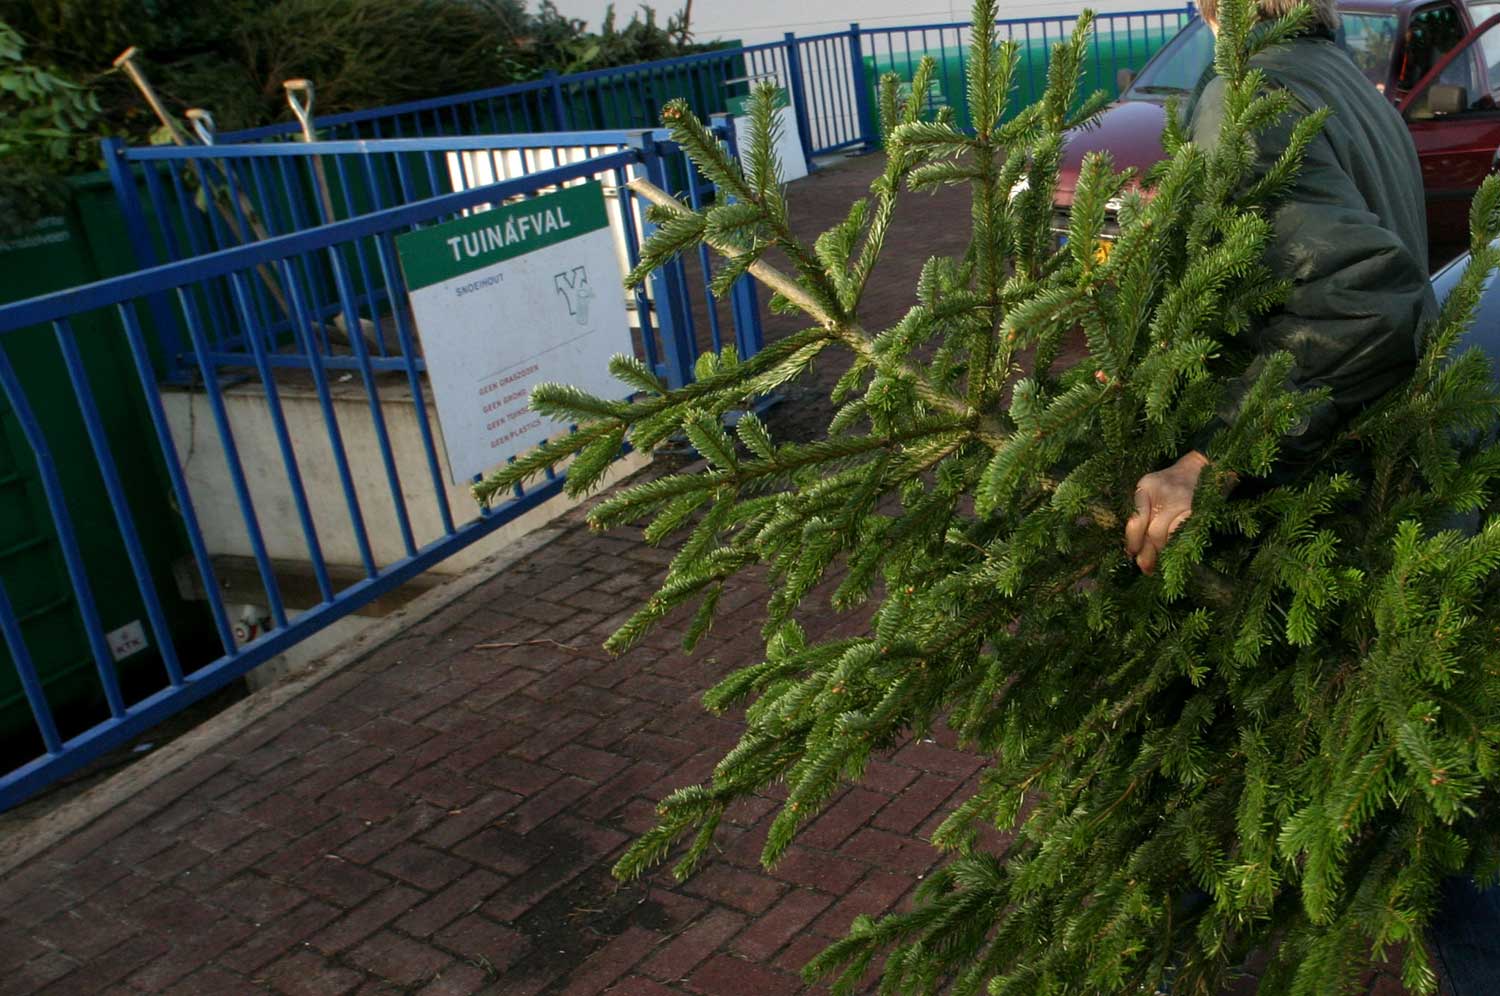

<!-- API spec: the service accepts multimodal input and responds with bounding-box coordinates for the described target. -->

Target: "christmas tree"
[474,0,1500,990]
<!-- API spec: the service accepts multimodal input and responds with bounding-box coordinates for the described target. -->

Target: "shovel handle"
[113,46,190,146]
[283,79,317,142]
[185,108,216,145]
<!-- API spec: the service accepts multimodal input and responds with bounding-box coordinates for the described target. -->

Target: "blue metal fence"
[99,6,1196,380]
[214,45,780,145]
[197,8,1195,161]
[850,8,1196,139]
[2,5,1201,809]
[0,135,760,811]
[105,126,763,388]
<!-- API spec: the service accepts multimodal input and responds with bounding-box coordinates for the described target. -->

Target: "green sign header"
[396,180,610,291]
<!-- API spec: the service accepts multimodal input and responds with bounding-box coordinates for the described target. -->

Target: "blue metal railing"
[106,126,764,386]
[193,8,1195,160]
[5,5,1201,810]
[214,44,775,145]
[849,8,1196,139]
[0,138,762,811]
[101,6,1197,376]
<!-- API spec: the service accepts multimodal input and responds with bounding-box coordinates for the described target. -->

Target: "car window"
[1125,16,1215,96]
[1341,13,1400,89]
[1470,3,1500,77]
[1406,20,1500,115]
[1398,2,1468,90]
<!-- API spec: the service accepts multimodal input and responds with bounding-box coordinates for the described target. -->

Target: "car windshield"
[1341,13,1400,87]
[1125,16,1215,96]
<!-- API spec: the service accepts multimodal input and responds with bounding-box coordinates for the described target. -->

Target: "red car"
[1057,0,1500,267]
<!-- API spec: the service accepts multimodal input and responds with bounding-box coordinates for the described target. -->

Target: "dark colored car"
[1056,0,1500,268]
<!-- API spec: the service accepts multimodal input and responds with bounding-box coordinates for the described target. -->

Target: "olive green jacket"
[1188,31,1437,470]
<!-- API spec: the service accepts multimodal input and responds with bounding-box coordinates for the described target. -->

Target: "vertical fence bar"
[139,162,183,262]
[0,342,125,717]
[373,233,456,536]
[246,156,285,238]
[276,160,338,353]
[710,115,766,360]
[186,160,236,253]
[102,139,160,272]
[631,134,698,388]
[330,154,385,351]
[615,162,663,379]
[277,261,379,577]
[227,272,336,604]
[681,150,725,356]
[783,33,818,170]
[53,318,187,686]
[546,70,571,130]
[0,580,62,756]
[103,141,188,377]
[115,302,237,655]
[326,246,418,558]
[175,283,289,629]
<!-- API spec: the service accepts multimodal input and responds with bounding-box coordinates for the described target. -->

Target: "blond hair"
[1197,0,1341,33]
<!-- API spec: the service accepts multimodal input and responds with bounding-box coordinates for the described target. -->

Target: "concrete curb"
[0,521,571,879]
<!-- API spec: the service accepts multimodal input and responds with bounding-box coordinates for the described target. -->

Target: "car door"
[1400,13,1500,265]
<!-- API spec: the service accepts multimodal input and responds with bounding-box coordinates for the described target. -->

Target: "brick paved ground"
[0,156,1416,995]
[0,497,978,995]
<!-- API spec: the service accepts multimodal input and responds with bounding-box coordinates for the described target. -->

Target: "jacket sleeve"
[1186,77,1430,473]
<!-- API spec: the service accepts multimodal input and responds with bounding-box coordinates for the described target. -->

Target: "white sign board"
[733,105,809,183]
[396,181,633,484]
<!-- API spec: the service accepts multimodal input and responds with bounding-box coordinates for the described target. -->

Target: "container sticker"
[107,620,149,662]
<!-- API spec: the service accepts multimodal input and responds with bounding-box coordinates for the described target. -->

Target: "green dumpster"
[0,186,217,761]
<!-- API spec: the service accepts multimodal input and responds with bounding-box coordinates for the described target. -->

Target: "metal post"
[709,114,765,360]
[630,133,699,388]
[783,32,818,172]
[847,23,878,151]
[545,70,571,130]
[101,138,188,377]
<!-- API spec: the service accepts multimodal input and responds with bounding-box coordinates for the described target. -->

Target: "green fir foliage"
[472,0,1500,991]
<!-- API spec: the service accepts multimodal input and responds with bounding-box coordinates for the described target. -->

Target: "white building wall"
[549,0,1169,47]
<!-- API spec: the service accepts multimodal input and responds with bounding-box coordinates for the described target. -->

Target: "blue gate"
[0,130,761,811]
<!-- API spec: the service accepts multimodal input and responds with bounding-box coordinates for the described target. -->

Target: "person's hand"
[1124,451,1211,575]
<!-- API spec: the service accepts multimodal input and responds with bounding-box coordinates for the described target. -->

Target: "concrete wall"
[162,378,648,578]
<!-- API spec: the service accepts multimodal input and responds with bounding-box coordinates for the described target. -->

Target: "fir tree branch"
[627,176,835,326]
[627,175,1008,446]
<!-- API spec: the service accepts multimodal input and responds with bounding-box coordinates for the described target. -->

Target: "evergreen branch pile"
[473,1,1500,990]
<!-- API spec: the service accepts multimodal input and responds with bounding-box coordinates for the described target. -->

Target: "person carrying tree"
[1123,0,1500,988]
[1126,0,1435,575]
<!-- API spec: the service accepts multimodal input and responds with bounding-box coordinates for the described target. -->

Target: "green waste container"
[0,183,217,760]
